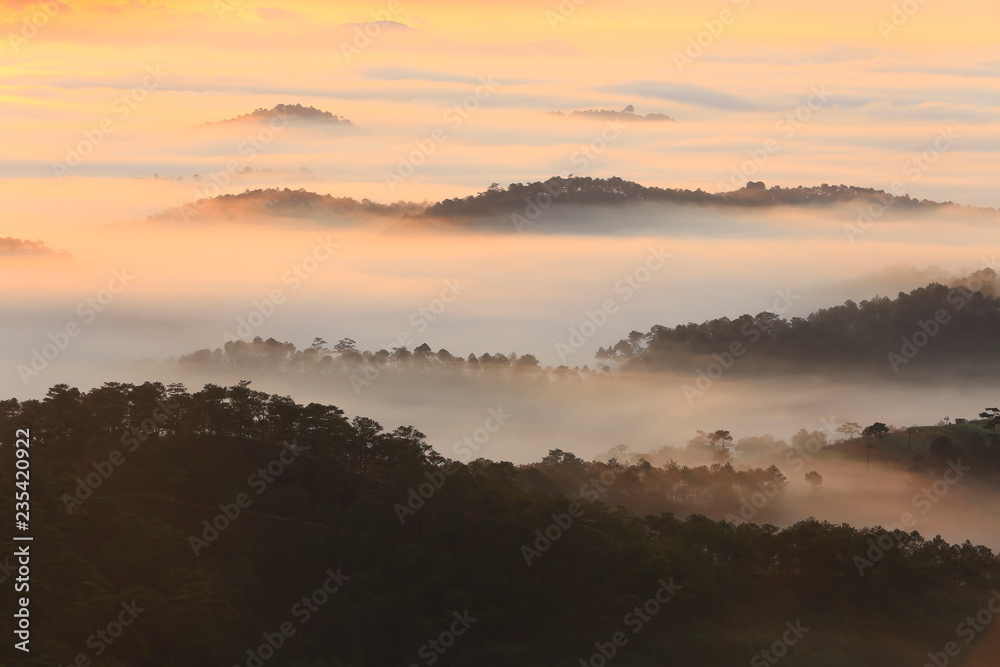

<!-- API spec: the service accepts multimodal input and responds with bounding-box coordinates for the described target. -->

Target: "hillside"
[141,176,999,227]
[146,187,425,224]
[1,381,998,666]
[603,272,1000,377]
[0,236,67,257]
[207,103,352,126]
[421,176,991,220]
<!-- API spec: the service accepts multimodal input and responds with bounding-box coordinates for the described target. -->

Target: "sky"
[2,0,999,431]
[1,0,998,208]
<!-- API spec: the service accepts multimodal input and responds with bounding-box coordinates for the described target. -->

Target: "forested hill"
[1,381,999,666]
[421,176,989,220]
[144,176,998,226]
[146,187,425,224]
[207,103,352,126]
[602,273,1000,376]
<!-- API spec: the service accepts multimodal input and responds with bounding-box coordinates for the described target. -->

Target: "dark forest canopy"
[176,274,1000,381]
[1,381,999,666]
[602,272,1000,377]
[421,176,994,220]
[143,176,999,226]
[206,103,352,126]
[179,337,554,376]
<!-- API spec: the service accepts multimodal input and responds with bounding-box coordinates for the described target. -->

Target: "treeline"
[147,187,425,224]
[0,382,998,666]
[547,107,674,122]
[422,176,980,220]
[179,337,599,378]
[602,275,1000,376]
[209,103,352,125]
[141,176,999,227]
[0,237,66,257]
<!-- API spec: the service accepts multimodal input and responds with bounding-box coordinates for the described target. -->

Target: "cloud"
[603,81,770,111]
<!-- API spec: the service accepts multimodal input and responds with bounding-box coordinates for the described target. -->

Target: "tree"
[350,416,384,476]
[516,354,539,367]
[333,338,357,354]
[791,428,827,450]
[929,435,959,462]
[861,422,889,469]
[805,471,823,492]
[979,407,1000,433]
[710,430,733,451]
[837,421,862,440]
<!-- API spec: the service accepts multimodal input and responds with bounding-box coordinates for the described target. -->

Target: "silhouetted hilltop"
[146,187,425,224]
[173,271,1000,381]
[603,271,1000,376]
[423,176,988,220]
[208,103,351,126]
[548,104,674,122]
[0,236,68,257]
[144,177,998,226]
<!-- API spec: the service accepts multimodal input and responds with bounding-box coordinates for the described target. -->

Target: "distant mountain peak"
[0,237,68,258]
[207,103,352,126]
[548,105,675,122]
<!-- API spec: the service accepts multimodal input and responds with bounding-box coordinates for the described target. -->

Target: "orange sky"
[1,0,997,210]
